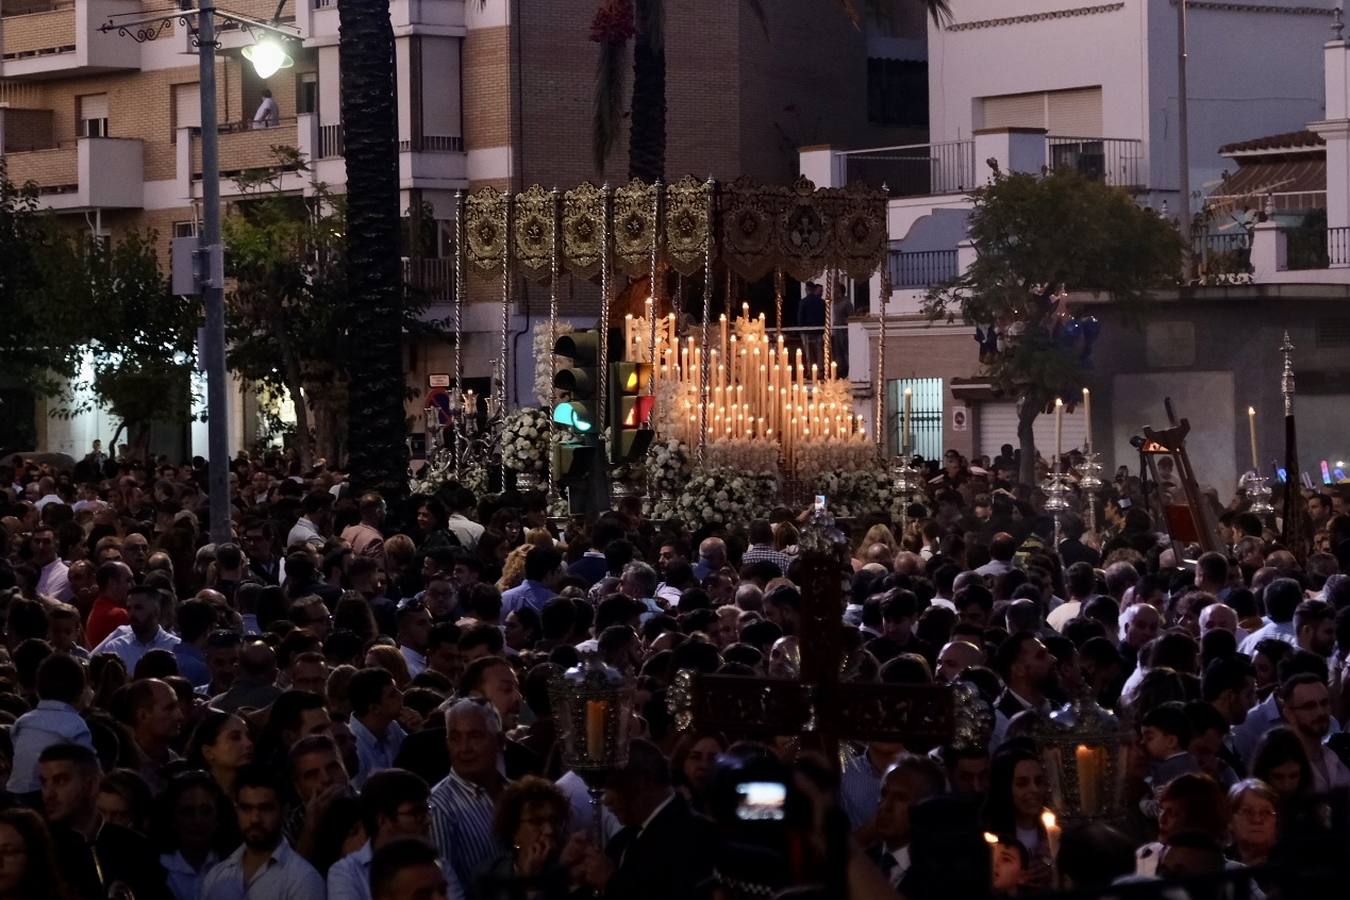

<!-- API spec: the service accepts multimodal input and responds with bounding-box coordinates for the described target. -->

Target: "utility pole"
[198,6,231,544]
[1177,0,1192,249]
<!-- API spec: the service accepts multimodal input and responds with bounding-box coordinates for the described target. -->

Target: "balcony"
[402,256,454,303]
[0,0,142,79]
[889,248,959,289]
[835,140,975,198]
[298,0,464,44]
[4,136,143,209]
[1045,136,1145,189]
[178,119,307,198]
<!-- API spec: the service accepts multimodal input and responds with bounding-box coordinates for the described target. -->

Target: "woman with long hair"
[670,730,728,814]
[1251,727,1314,798]
[985,747,1053,891]
[186,709,254,797]
[415,497,458,554]
[0,808,69,900]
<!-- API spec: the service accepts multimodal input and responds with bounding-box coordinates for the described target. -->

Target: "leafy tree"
[0,163,85,398]
[72,232,200,460]
[923,167,1183,484]
[224,150,441,471]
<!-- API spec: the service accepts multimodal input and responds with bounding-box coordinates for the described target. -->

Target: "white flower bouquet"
[501,407,552,474]
[673,466,779,530]
[646,437,692,498]
[532,320,575,405]
[811,468,897,519]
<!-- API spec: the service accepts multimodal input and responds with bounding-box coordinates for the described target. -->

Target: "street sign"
[428,373,450,388]
[952,407,969,432]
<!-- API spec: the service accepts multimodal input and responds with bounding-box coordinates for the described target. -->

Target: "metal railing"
[889,249,959,288]
[0,80,44,107]
[402,256,455,302]
[1193,229,1252,278]
[318,123,343,159]
[399,134,463,153]
[1045,136,1143,188]
[312,0,336,7]
[837,140,975,198]
[1328,225,1350,266]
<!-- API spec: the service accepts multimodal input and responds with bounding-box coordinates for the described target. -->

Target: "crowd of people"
[0,442,1347,900]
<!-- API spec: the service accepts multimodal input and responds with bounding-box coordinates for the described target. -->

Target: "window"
[978,86,1103,135]
[866,58,927,128]
[77,93,108,138]
[298,72,318,115]
[173,220,199,239]
[889,377,943,460]
[174,83,202,136]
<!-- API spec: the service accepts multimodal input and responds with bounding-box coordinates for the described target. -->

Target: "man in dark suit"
[568,738,720,900]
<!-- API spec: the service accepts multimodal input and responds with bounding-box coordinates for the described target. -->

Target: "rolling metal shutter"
[976,400,1089,461]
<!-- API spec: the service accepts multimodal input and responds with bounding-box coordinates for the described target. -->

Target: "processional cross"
[669,510,988,758]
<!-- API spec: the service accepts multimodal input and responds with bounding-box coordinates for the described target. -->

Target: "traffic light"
[552,331,599,436]
[608,361,654,464]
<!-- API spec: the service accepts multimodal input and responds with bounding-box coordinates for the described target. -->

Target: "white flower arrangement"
[673,466,779,530]
[792,438,878,487]
[409,456,489,502]
[646,436,692,497]
[811,468,898,519]
[705,437,780,474]
[532,320,575,406]
[501,407,553,474]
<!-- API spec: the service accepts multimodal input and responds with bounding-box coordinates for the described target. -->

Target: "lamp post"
[101,8,297,544]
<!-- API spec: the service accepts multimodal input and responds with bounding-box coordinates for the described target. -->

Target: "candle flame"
[1248,406,1256,415]
[1055,397,1064,408]
[984,832,999,845]
[1041,810,1057,829]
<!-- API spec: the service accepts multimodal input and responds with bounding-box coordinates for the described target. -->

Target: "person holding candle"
[984,747,1053,891]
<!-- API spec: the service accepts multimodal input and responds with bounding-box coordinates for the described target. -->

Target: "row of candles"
[622,305,870,461]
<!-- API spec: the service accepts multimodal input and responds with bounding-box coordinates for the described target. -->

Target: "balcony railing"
[836,140,975,198]
[191,118,299,177]
[399,134,463,153]
[889,249,959,288]
[318,123,343,159]
[1194,230,1252,278]
[402,256,454,302]
[1045,136,1144,188]
[1328,226,1350,267]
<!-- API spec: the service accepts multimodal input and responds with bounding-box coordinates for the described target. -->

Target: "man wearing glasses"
[1280,673,1350,792]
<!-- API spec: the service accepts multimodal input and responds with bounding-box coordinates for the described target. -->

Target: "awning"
[1207,157,1326,213]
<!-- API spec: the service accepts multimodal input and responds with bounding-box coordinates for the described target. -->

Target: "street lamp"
[101,7,299,544]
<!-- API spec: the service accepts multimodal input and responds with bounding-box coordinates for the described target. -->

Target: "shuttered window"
[174,83,201,131]
[978,87,1102,137]
[976,401,1089,461]
[78,93,108,137]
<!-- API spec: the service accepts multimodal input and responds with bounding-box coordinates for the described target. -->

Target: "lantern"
[548,652,635,841]
[1034,693,1128,824]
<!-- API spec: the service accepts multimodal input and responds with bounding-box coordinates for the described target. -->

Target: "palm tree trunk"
[339,0,407,499]
[628,0,666,182]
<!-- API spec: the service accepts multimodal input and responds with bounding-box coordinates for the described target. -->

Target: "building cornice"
[943,3,1124,32]
[1170,0,1336,15]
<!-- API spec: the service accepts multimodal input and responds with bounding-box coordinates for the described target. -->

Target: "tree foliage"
[0,163,84,396]
[223,149,441,470]
[923,167,1183,482]
[74,231,201,457]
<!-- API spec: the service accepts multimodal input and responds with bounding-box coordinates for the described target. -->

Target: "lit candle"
[720,314,729,367]
[1054,397,1064,465]
[1075,744,1104,815]
[830,360,837,382]
[1248,405,1259,472]
[1041,810,1061,887]
[1082,387,1093,452]
[984,832,999,888]
[586,699,608,761]
[902,387,912,453]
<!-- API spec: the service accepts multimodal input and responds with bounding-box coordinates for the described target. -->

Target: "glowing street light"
[243,36,293,79]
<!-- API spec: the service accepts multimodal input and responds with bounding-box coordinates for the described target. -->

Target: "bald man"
[209,640,282,713]
[936,641,985,683]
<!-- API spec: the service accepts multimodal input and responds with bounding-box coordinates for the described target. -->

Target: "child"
[1139,701,1202,817]
[47,602,90,659]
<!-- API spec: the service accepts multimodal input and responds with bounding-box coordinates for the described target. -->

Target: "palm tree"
[592,0,951,181]
[339,0,408,499]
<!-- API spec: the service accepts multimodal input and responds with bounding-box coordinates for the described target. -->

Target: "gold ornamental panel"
[830,184,888,280]
[613,178,658,277]
[465,187,509,272]
[720,176,785,280]
[664,175,711,277]
[778,175,832,282]
[513,184,556,281]
[563,182,607,278]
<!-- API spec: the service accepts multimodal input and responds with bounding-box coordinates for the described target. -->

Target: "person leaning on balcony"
[798,280,825,370]
[253,89,279,129]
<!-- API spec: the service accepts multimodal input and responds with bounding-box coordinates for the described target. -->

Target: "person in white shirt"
[328,768,461,900]
[92,584,180,672]
[252,89,279,128]
[30,526,72,602]
[201,766,325,900]
[397,603,432,678]
[1279,674,1350,792]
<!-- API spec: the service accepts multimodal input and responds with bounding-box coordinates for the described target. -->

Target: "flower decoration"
[501,407,553,474]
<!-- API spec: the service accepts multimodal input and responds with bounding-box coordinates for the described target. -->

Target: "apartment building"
[4,0,930,458]
[804,0,1350,496]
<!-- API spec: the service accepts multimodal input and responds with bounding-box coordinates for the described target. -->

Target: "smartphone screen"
[736,781,787,821]
[814,495,826,511]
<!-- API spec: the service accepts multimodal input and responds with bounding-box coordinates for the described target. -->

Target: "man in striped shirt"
[429,699,510,896]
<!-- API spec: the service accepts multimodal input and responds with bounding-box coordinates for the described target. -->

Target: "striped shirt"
[429,768,507,896]
[740,544,793,575]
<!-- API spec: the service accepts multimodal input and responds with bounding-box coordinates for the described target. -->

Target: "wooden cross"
[669,517,961,757]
